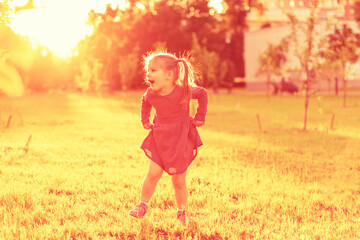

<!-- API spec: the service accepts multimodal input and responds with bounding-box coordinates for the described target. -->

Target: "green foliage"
[318,23,359,82]
[219,0,248,78]
[2,0,249,93]
[74,57,105,92]
[130,1,190,53]
[0,46,8,63]
[118,45,141,90]
[286,10,318,80]
[0,0,12,25]
[0,0,12,62]
[286,0,319,130]
[257,39,289,97]
[222,0,248,30]
[258,40,288,77]
[324,24,360,66]
[190,34,220,87]
[320,24,360,107]
[354,0,360,27]
[74,0,246,91]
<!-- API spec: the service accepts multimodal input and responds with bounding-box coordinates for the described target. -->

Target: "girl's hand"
[143,122,153,130]
[193,121,204,127]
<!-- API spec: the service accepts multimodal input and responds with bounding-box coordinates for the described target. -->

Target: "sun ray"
[7,0,127,58]
[208,0,224,13]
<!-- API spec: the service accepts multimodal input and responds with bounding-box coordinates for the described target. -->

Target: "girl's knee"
[172,175,186,189]
[146,170,162,182]
[146,161,163,182]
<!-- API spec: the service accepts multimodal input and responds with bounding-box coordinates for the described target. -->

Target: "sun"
[8,0,224,58]
[208,0,224,13]
[8,0,127,58]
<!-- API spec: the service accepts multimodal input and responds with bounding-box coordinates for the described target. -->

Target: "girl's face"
[147,59,174,95]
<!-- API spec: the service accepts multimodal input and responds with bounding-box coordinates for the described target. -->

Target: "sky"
[7,0,223,58]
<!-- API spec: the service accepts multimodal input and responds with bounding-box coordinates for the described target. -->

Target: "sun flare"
[7,0,224,58]
[208,0,224,13]
[8,0,127,58]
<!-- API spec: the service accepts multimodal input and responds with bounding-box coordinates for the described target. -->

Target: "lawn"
[0,91,359,239]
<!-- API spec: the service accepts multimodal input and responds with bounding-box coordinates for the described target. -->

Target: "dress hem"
[140,144,202,176]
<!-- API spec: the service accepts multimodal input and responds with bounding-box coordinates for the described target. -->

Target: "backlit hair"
[144,51,198,106]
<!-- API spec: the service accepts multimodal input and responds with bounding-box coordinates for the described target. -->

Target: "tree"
[316,55,340,94]
[74,57,105,92]
[286,0,319,131]
[190,33,220,90]
[0,0,11,62]
[354,0,360,28]
[0,1,31,96]
[76,3,148,91]
[0,0,12,25]
[76,0,224,90]
[73,0,251,92]
[221,0,248,80]
[257,39,288,99]
[118,45,141,90]
[322,24,360,107]
[317,21,341,95]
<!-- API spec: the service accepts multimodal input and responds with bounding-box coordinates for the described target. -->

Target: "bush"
[74,57,106,92]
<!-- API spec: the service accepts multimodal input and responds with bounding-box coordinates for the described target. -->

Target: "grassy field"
[0,91,359,239]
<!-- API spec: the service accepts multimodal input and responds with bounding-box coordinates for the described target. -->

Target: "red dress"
[140,85,208,175]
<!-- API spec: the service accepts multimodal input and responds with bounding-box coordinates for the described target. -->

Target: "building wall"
[257,0,352,9]
[244,25,292,83]
[243,20,360,90]
[251,0,354,20]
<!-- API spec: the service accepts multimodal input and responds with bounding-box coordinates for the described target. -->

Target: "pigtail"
[178,59,192,106]
[143,51,200,108]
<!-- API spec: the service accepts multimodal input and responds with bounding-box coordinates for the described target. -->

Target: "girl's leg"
[171,171,187,209]
[140,160,163,202]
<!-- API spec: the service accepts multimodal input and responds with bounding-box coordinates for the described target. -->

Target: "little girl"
[129,51,208,223]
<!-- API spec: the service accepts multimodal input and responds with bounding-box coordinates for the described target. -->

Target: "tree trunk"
[303,79,310,131]
[342,63,347,107]
[213,82,219,94]
[343,79,347,107]
[335,77,339,96]
[266,73,271,101]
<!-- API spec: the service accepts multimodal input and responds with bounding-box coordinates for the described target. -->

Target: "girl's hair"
[144,51,199,106]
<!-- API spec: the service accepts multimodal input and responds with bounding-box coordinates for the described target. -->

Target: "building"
[243,0,360,91]
[251,0,355,20]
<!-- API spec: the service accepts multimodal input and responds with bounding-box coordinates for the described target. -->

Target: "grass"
[0,91,359,239]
